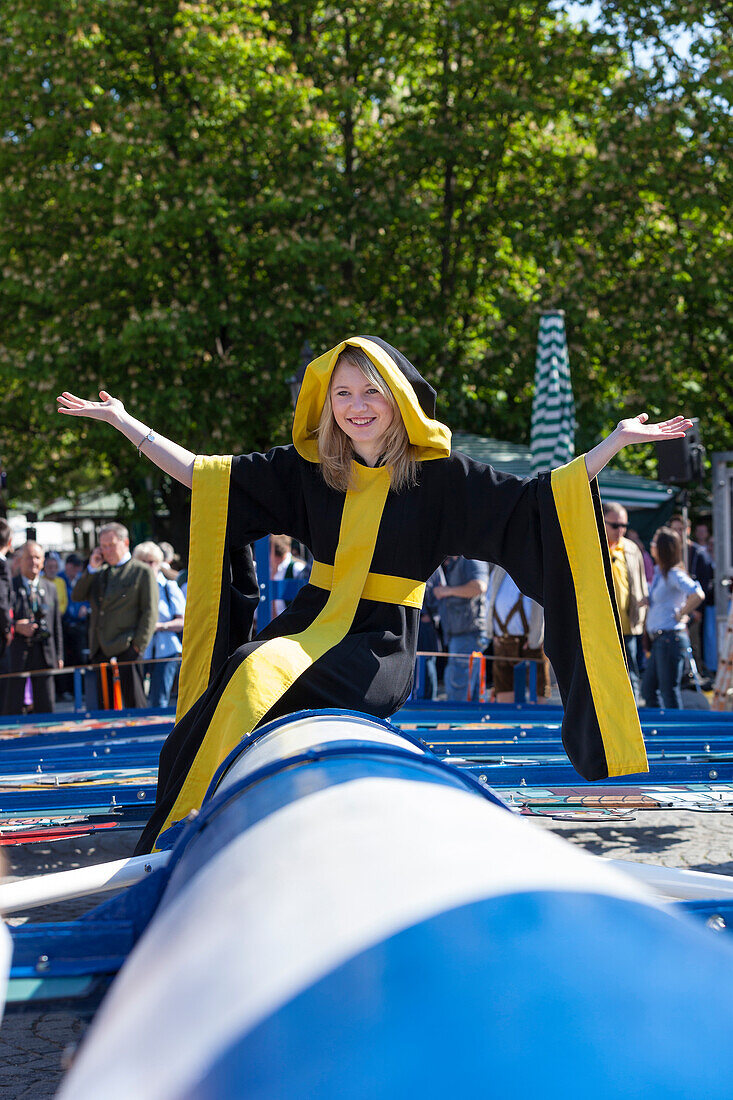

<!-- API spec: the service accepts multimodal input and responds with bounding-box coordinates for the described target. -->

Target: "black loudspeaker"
[656,417,705,484]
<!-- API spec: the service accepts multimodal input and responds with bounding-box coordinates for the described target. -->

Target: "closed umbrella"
[530,309,575,473]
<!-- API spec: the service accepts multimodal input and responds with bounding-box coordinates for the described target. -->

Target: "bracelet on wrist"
[137,427,156,456]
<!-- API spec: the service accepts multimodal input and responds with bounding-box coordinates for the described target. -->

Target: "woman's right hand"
[57,390,124,422]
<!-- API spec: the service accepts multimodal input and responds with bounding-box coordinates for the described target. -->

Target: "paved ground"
[0,829,141,1099]
[1,808,732,1097]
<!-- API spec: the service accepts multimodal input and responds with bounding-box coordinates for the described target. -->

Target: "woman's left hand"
[616,413,693,445]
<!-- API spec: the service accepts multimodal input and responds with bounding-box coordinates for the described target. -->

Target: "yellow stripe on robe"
[309,561,426,609]
[156,461,392,844]
[551,456,648,778]
[175,455,232,724]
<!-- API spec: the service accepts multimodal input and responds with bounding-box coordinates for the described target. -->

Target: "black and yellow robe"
[136,336,647,853]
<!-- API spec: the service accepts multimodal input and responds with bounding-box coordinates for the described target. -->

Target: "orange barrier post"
[467,651,487,703]
[100,663,110,710]
[110,657,123,711]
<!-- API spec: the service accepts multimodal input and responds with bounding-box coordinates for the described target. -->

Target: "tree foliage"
[0,0,729,545]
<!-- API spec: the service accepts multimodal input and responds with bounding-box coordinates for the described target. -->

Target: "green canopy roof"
[453,432,678,512]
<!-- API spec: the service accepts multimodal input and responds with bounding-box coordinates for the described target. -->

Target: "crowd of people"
[0,518,187,715]
[416,507,719,709]
[0,505,720,717]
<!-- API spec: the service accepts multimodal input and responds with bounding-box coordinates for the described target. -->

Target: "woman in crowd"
[132,542,186,709]
[58,336,691,850]
[642,527,704,709]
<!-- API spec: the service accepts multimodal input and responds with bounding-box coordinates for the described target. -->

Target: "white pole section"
[609,858,733,901]
[0,851,171,915]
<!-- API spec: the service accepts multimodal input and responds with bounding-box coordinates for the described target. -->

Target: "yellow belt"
[309,560,425,609]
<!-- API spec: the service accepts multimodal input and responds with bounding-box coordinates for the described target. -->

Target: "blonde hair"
[317,347,419,493]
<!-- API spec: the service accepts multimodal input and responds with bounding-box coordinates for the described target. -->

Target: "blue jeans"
[416,619,439,700]
[641,632,685,709]
[703,606,717,673]
[623,634,641,696]
[147,657,179,708]
[445,632,487,702]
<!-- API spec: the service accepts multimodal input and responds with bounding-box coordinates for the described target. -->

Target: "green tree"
[1,0,730,549]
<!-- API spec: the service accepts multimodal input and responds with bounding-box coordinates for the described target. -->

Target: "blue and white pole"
[61,711,733,1099]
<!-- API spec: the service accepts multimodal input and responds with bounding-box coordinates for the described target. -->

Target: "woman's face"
[330,361,394,464]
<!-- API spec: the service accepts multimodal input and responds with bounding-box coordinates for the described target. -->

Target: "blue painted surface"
[185,890,733,1100]
[161,743,509,905]
[204,707,430,803]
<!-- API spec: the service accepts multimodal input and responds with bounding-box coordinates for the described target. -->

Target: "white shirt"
[493,573,533,636]
[272,554,307,617]
[88,551,132,574]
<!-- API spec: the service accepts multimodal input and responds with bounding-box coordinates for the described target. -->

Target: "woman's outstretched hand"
[585,413,694,481]
[57,390,124,422]
[616,413,693,445]
[57,388,196,489]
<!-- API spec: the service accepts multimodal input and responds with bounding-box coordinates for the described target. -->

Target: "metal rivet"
[710,770,719,779]
[137,790,146,800]
[705,744,711,752]
[479,774,487,783]
[520,778,527,786]
[707,914,726,931]
[520,730,526,737]
[104,746,111,754]
[144,863,152,873]
[36,955,49,972]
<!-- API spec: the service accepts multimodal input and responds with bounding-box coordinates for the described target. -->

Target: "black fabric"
[136,442,620,853]
[356,335,438,419]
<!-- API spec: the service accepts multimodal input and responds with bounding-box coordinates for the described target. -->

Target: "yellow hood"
[292,335,451,463]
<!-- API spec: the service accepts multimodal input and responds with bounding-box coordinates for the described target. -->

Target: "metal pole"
[0,851,171,915]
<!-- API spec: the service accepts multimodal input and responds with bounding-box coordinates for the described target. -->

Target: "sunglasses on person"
[606,522,628,530]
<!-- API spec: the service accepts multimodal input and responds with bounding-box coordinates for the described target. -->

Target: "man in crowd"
[694,521,710,548]
[432,556,489,702]
[269,535,308,618]
[487,566,550,703]
[0,520,14,712]
[42,552,68,615]
[72,522,158,708]
[603,502,648,695]
[3,541,63,714]
[59,553,91,687]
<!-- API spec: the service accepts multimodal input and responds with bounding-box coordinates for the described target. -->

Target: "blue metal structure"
[35,708,733,1098]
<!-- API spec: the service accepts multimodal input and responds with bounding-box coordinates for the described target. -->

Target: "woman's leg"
[641,640,660,707]
[657,634,685,709]
[703,606,718,673]
[445,633,472,702]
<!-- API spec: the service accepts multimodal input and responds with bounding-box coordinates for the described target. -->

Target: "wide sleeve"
[176,446,309,723]
[437,452,647,783]
[227,446,311,549]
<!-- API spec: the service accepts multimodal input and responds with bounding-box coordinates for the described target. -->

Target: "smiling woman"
[56,334,692,853]
[317,347,417,492]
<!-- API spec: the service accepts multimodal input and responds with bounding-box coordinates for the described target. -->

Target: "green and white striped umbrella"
[530,310,575,473]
